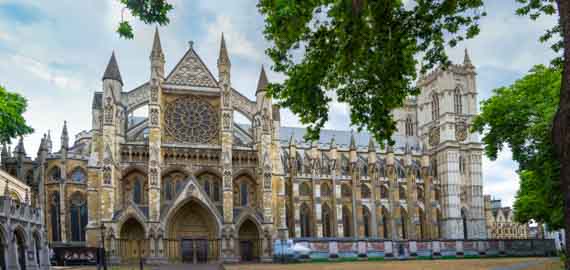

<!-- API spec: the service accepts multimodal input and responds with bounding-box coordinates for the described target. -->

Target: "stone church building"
[1,28,486,263]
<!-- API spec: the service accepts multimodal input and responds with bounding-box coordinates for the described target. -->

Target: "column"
[440,150,463,239]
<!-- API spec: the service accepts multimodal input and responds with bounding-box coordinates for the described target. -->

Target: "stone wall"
[274,238,556,261]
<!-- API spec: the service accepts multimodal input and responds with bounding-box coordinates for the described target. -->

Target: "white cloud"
[11,54,84,91]
[205,15,264,62]
[483,148,520,207]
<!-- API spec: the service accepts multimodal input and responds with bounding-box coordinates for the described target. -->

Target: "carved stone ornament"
[104,96,113,124]
[102,166,112,185]
[164,96,219,144]
[149,168,158,186]
[455,121,468,142]
[223,170,232,188]
[150,85,159,103]
[222,111,232,130]
[263,171,272,190]
[150,108,159,126]
[223,88,230,107]
[429,126,440,146]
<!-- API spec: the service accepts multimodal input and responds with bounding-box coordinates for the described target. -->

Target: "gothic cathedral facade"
[0,29,486,263]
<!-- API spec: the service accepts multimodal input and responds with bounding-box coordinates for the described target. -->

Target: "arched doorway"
[237,218,261,262]
[14,228,26,270]
[119,217,146,263]
[0,228,6,270]
[461,208,468,240]
[33,232,41,267]
[166,199,220,263]
[322,203,333,237]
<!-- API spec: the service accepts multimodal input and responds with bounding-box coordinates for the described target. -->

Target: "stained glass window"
[71,168,86,183]
[164,96,219,144]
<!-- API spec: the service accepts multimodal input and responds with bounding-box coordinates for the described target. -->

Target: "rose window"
[164,96,219,144]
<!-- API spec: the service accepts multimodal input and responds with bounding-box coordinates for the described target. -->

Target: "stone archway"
[0,226,6,270]
[237,218,261,262]
[119,217,146,262]
[166,199,220,263]
[14,228,27,270]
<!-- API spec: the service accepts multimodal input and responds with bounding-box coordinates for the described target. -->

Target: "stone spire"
[46,130,53,153]
[256,65,269,94]
[349,131,357,150]
[217,33,230,67]
[288,132,296,146]
[463,48,473,67]
[61,121,69,151]
[1,142,8,161]
[102,52,123,85]
[330,135,337,149]
[13,136,25,157]
[368,136,375,152]
[151,27,164,58]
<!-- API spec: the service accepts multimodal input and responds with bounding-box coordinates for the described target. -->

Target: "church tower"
[148,27,164,223]
[416,49,485,239]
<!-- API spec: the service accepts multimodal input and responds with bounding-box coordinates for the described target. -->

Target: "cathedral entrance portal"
[118,218,147,264]
[237,218,261,262]
[167,199,220,263]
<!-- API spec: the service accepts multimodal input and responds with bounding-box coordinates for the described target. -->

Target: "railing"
[0,196,42,224]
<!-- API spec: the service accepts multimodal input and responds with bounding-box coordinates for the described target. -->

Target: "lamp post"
[100,223,107,270]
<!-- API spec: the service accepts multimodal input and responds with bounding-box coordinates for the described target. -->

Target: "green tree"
[515,1,569,267]
[0,85,33,143]
[257,0,485,143]
[471,65,562,229]
[116,0,173,39]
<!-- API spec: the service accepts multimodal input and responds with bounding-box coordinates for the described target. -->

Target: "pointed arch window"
[454,87,462,114]
[432,94,440,120]
[299,182,312,197]
[381,208,390,239]
[341,184,352,199]
[133,178,142,204]
[401,208,407,239]
[381,185,389,199]
[321,183,332,197]
[363,206,371,237]
[49,167,61,182]
[69,192,87,242]
[164,180,173,201]
[50,192,61,242]
[300,204,311,237]
[322,204,333,237]
[71,168,86,183]
[405,117,414,136]
[361,184,371,199]
[240,182,248,207]
[342,206,352,237]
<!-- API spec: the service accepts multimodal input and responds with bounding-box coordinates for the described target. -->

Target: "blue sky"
[0,0,559,207]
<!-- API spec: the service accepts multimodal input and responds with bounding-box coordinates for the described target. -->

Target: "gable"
[165,47,218,88]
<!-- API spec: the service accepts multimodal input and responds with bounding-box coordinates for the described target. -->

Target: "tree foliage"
[257,0,485,143]
[471,65,562,229]
[0,85,33,144]
[117,0,173,39]
[515,0,563,66]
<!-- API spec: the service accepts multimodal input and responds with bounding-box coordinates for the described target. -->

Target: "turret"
[13,136,26,158]
[37,133,48,162]
[60,121,69,152]
[368,136,376,164]
[102,52,123,96]
[463,48,473,68]
[349,131,357,163]
[1,142,8,163]
[150,27,165,80]
[217,33,231,82]
[46,130,53,153]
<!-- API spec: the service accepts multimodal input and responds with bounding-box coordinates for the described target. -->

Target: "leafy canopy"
[257,0,485,143]
[0,85,33,144]
[117,0,173,39]
[471,65,562,228]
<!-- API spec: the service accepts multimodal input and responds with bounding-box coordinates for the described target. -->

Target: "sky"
[0,0,559,207]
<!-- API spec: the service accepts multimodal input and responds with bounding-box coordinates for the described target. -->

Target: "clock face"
[164,96,219,144]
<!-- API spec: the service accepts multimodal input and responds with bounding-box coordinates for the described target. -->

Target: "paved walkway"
[490,258,559,270]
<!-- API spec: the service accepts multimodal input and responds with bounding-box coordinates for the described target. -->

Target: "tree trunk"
[553,1,570,269]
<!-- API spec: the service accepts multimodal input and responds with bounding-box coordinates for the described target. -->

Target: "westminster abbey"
[1,28,486,263]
